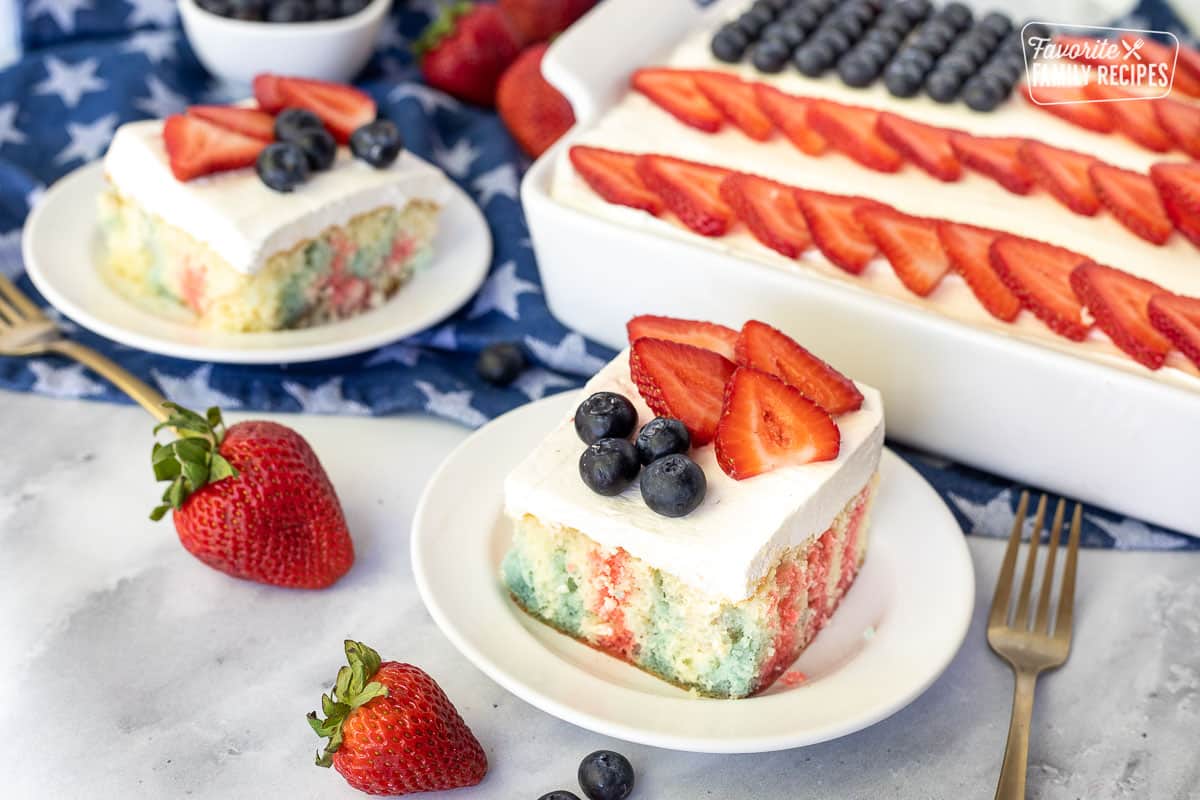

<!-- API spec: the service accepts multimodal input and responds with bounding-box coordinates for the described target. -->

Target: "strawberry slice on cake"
[719,173,811,258]
[1149,293,1200,370]
[734,320,863,414]
[753,85,827,155]
[875,113,961,182]
[631,68,724,132]
[630,337,736,444]
[854,207,950,297]
[626,314,739,360]
[990,235,1092,341]
[793,190,880,274]
[569,146,664,215]
[635,155,733,236]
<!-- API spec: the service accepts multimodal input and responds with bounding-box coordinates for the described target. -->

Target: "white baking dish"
[523,0,1197,535]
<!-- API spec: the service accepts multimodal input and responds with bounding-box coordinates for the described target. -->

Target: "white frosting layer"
[549,8,1200,392]
[103,119,451,275]
[504,350,884,603]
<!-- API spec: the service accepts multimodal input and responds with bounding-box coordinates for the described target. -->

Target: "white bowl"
[179,0,392,85]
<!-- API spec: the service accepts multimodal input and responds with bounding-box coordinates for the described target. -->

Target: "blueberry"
[915,19,954,52]
[883,60,925,97]
[762,20,806,48]
[578,750,635,800]
[338,0,369,16]
[292,128,336,170]
[227,0,266,21]
[538,793,581,800]
[711,25,749,62]
[735,8,773,38]
[779,4,819,31]
[256,142,310,192]
[924,69,964,103]
[939,1,973,31]
[751,39,791,72]
[864,27,901,52]
[197,0,233,16]
[982,56,1023,84]
[895,0,931,25]
[751,0,780,19]
[813,26,851,54]
[856,39,893,66]
[841,1,877,27]
[640,454,706,518]
[476,342,526,386]
[579,439,640,497]
[274,108,325,142]
[894,46,934,72]
[267,0,309,22]
[936,53,978,80]
[350,119,403,168]
[793,41,835,76]
[827,13,864,40]
[311,0,338,19]
[761,0,791,10]
[574,392,638,445]
[837,53,879,86]
[962,74,1010,111]
[805,0,837,14]
[635,417,691,465]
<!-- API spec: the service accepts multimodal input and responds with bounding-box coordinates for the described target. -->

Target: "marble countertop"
[1,389,1197,799]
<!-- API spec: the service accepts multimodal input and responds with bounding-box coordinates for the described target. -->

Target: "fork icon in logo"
[1121,37,1145,60]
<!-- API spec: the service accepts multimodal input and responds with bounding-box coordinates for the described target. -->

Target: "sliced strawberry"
[1069,262,1170,369]
[253,74,287,113]
[1018,140,1100,216]
[1023,85,1116,133]
[629,338,736,445]
[634,155,733,236]
[875,113,961,182]
[935,222,1021,322]
[1083,84,1173,152]
[854,206,950,297]
[1150,162,1200,246]
[692,72,773,141]
[1178,44,1200,84]
[806,100,903,173]
[793,190,879,274]
[989,235,1092,341]
[1154,98,1200,159]
[719,173,811,257]
[631,68,723,133]
[753,84,826,155]
[276,77,376,143]
[1088,163,1172,245]
[187,105,275,142]
[734,320,863,414]
[569,146,663,215]
[1121,34,1200,98]
[714,367,841,480]
[1149,292,1200,369]
[948,134,1035,195]
[626,315,738,360]
[162,115,267,181]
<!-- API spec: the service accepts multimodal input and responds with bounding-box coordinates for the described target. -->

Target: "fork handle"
[995,667,1039,800]
[47,339,170,423]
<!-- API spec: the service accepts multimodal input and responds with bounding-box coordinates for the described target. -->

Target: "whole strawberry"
[309,641,488,795]
[498,43,575,158]
[415,2,523,107]
[498,0,596,43]
[149,403,354,589]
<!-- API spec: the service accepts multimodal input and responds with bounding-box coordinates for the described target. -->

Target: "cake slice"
[502,318,884,698]
[97,94,448,333]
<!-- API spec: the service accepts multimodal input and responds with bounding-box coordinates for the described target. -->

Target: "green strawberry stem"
[149,402,239,521]
[412,0,474,57]
[308,641,390,768]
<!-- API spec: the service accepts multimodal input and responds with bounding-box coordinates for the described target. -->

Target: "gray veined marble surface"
[1,389,1198,799]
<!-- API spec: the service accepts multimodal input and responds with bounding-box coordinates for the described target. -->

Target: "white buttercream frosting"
[549,14,1200,391]
[103,119,451,275]
[504,349,884,603]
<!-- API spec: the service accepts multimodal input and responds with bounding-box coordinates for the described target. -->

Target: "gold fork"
[0,273,169,422]
[987,492,1083,800]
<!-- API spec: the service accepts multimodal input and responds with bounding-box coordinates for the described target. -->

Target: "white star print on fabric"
[388,83,459,114]
[514,368,574,401]
[472,164,519,206]
[28,362,105,399]
[429,324,457,350]
[27,0,92,33]
[125,0,176,27]
[135,75,187,119]
[55,113,119,165]
[282,378,370,415]
[433,136,479,178]
[122,30,176,64]
[468,261,539,320]
[26,185,46,212]
[0,104,26,148]
[365,343,423,367]
[947,488,1017,538]
[1088,515,1190,550]
[35,57,107,108]
[152,365,242,410]
[524,332,606,375]
[0,230,22,278]
[414,381,488,427]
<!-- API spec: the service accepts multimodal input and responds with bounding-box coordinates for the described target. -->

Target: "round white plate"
[22,160,491,364]
[412,393,975,753]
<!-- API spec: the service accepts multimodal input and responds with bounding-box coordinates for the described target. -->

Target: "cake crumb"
[782,671,808,686]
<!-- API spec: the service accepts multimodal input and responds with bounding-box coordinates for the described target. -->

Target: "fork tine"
[0,273,43,321]
[1054,504,1083,644]
[0,290,20,327]
[1013,494,1047,629]
[989,490,1029,629]
[1034,498,1066,634]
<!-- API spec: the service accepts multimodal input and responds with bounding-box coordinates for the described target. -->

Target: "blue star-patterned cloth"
[0,0,1195,549]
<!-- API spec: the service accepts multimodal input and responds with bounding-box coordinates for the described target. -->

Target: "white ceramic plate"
[22,160,491,364]
[412,393,976,754]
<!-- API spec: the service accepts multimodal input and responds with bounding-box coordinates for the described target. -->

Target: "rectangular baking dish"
[523,0,1197,535]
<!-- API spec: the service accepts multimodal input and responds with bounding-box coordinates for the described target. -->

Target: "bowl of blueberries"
[180,0,392,85]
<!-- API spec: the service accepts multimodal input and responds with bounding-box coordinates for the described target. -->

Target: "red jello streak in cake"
[180,260,206,314]
[804,525,838,640]
[588,549,637,659]
[757,557,809,690]
[836,488,871,596]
